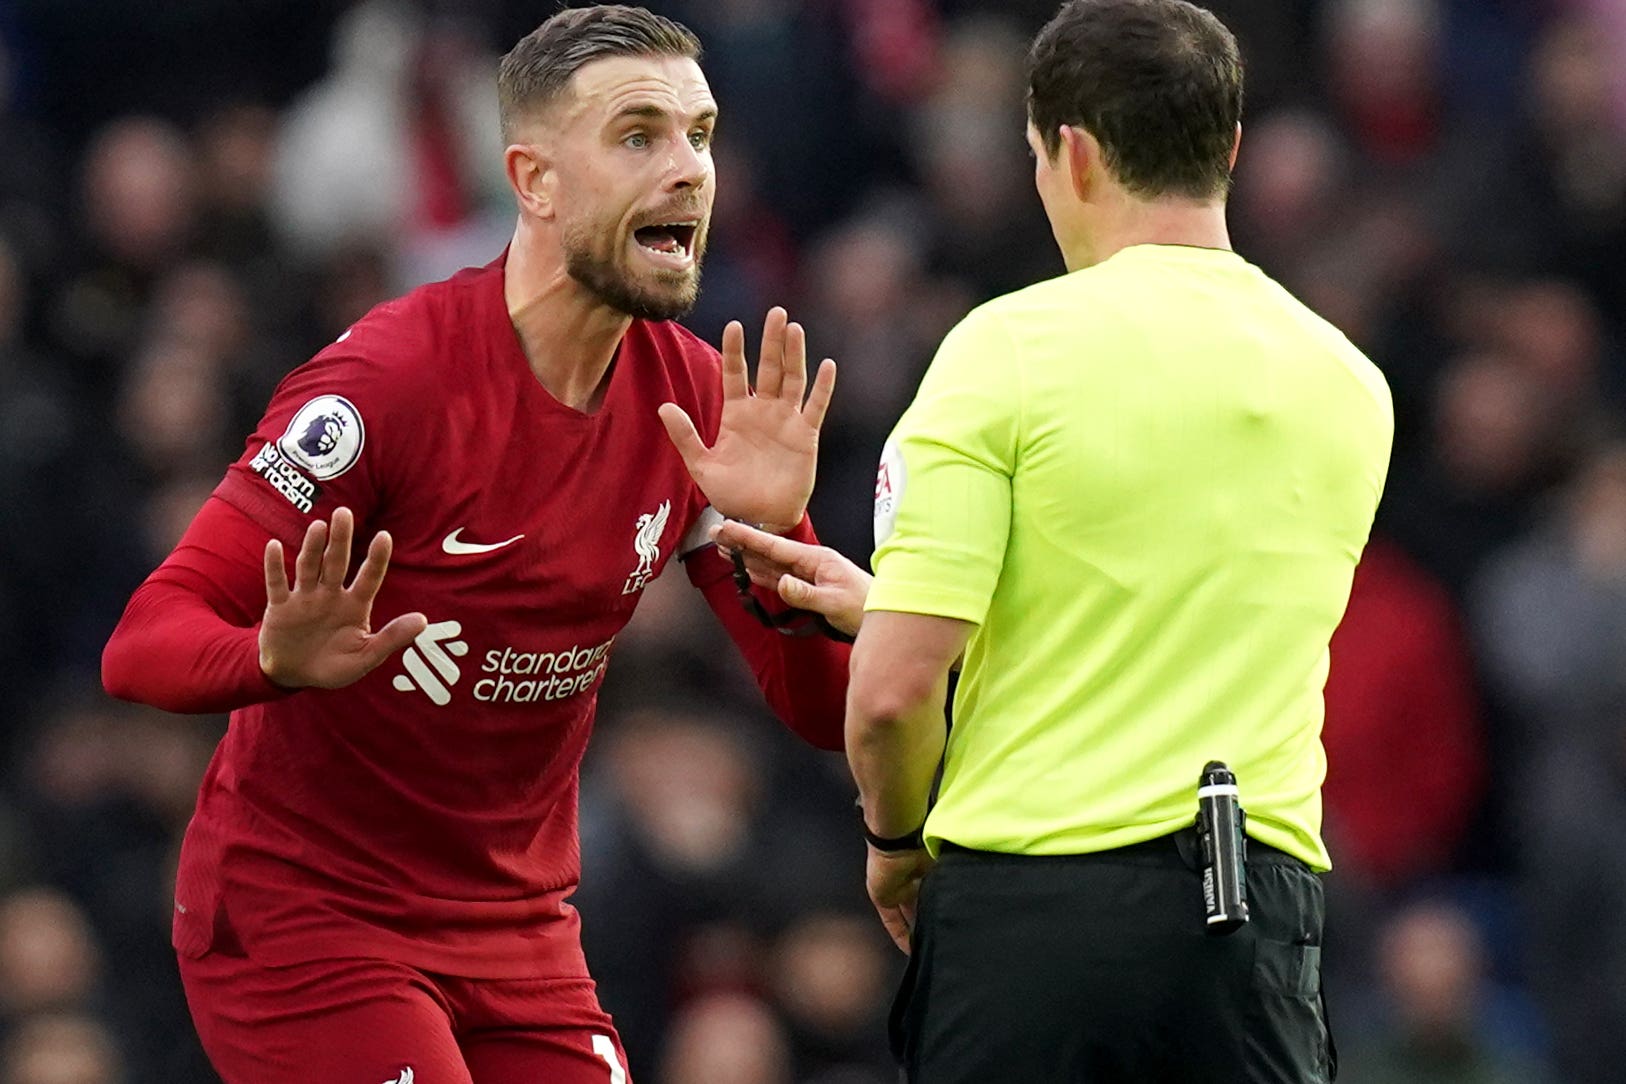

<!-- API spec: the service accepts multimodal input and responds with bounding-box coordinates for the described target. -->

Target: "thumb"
[657,403,707,471]
[777,574,825,611]
[361,612,429,673]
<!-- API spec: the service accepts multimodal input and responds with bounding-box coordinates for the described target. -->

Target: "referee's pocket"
[1254,938,1321,997]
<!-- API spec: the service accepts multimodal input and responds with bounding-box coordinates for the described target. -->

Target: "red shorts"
[178,946,631,1084]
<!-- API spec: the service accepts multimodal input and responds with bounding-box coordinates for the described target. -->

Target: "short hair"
[1027,0,1244,199]
[498,5,702,142]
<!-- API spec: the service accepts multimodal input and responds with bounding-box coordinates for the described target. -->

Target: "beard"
[562,216,705,322]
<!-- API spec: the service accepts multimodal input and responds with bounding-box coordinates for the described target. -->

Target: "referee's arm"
[847,612,971,840]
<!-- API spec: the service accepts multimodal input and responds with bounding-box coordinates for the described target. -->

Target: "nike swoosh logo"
[442,528,524,556]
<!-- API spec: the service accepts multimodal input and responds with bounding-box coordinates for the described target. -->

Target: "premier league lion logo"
[278,395,365,480]
[298,412,349,458]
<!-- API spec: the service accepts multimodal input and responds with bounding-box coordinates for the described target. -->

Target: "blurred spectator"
[768,911,894,1081]
[579,705,864,1079]
[0,888,101,1018]
[1325,0,1445,169]
[1381,351,1571,597]
[1231,109,1350,278]
[1470,443,1626,1084]
[910,15,1059,300]
[1471,443,1626,741]
[1341,900,1549,1083]
[658,992,793,1084]
[271,0,509,279]
[799,208,973,559]
[1442,12,1626,313]
[0,1014,123,1084]
[49,117,197,400]
[192,105,281,274]
[1323,537,1485,892]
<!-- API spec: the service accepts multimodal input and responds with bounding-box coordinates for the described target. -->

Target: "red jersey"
[103,256,849,978]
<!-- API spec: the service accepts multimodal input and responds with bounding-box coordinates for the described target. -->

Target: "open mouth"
[633,221,699,262]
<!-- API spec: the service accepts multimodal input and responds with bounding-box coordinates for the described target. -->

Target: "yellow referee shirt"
[867,244,1392,870]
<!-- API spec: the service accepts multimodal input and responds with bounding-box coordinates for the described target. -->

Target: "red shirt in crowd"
[1322,537,1485,888]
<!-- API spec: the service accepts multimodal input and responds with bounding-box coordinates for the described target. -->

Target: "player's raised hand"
[712,520,871,637]
[259,508,428,690]
[658,307,837,531]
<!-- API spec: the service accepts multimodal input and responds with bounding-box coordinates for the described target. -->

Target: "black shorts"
[890,831,1335,1083]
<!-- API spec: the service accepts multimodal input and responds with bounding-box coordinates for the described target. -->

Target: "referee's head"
[1025,0,1244,223]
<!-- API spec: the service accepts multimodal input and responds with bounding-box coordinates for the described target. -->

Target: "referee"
[718,0,1392,1080]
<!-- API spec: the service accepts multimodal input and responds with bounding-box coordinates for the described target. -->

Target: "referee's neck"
[1063,198,1232,272]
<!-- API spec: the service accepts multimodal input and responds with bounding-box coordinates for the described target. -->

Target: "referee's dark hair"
[498,5,702,142]
[1027,0,1244,199]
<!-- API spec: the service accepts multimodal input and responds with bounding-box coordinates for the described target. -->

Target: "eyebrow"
[609,103,718,126]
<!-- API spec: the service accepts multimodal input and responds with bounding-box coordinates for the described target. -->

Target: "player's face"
[552,55,717,321]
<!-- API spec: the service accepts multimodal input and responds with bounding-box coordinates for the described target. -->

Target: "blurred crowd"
[0,0,1623,1081]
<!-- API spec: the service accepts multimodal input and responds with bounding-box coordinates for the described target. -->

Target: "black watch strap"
[856,799,926,852]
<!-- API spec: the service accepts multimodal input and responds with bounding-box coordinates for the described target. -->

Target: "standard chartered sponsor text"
[472,638,614,704]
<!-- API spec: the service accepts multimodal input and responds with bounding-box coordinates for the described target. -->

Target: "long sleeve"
[684,516,850,751]
[102,496,291,714]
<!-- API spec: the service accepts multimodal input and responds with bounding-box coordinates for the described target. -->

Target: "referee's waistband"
[938,828,1310,872]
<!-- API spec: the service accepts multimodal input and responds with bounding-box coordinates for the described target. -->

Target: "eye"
[688,129,711,150]
[623,132,650,149]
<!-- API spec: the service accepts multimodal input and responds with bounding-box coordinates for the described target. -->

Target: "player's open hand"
[658,307,836,531]
[712,520,871,637]
[868,845,936,955]
[258,508,428,690]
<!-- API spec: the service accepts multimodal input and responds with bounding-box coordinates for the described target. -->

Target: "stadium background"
[0,0,1621,1080]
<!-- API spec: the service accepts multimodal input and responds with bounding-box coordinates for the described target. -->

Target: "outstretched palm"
[659,307,837,530]
[259,507,427,689]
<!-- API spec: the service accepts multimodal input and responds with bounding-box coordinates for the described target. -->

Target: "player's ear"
[1229,122,1242,171]
[1059,124,1097,201]
[505,142,556,220]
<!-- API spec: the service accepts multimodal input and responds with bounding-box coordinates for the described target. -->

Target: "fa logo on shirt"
[623,501,671,595]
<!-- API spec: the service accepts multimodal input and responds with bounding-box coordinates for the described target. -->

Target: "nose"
[665,136,709,193]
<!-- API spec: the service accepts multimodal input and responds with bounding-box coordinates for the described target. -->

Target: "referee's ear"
[1229,122,1242,172]
[1059,124,1100,202]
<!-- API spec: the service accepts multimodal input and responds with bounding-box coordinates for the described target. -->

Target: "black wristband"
[816,615,857,645]
[856,799,926,852]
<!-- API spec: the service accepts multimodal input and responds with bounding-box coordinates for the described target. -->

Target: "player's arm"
[103,496,289,713]
[683,516,851,751]
[104,342,423,713]
[102,499,425,713]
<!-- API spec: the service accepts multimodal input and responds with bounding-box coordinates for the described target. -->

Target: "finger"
[720,320,748,399]
[264,539,290,605]
[801,358,837,431]
[780,321,807,404]
[756,306,787,399]
[878,905,912,955]
[294,520,327,589]
[348,530,394,603]
[321,507,354,586]
[658,403,708,471]
[715,521,818,575]
[359,612,430,674]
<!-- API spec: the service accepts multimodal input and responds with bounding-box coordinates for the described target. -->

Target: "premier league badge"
[277,395,366,481]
